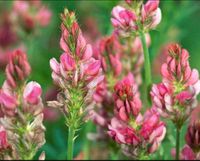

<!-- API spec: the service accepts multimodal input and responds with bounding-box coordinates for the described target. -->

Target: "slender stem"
[67,127,75,160]
[176,127,180,160]
[83,121,93,160]
[139,32,152,105]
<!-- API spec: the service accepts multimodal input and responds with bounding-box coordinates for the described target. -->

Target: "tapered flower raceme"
[5,49,31,89]
[151,44,200,127]
[107,74,166,159]
[161,44,200,94]
[48,9,104,160]
[0,50,45,160]
[114,73,142,121]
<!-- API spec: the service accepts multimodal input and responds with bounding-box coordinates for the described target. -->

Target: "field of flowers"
[1,0,200,160]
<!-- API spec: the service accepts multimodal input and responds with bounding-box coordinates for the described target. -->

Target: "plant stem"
[176,127,180,160]
[139,32,152,105]
[83,121,93,160]
[67,127,75,160]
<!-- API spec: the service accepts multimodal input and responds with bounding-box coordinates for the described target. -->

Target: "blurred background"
[1,0,200,160]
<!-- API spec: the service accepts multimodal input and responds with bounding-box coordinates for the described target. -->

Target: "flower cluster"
[48,9,104,130]
[13,0,52,32]
[151,44,200,128]
[111,0,161,36]
[108,73,166,159]
[0,49,45,160]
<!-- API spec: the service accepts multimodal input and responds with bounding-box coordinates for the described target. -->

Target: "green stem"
[139,32,152,105]
[67,127,75,160]
[83,121,93,160]
[176,128,180,160]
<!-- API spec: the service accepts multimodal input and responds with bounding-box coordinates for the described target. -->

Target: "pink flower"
[181,145,196,160]
[93,80,107,103]
[140,108,166,153]
[111,6,137,33]
[172,145,196,160]
[60,53,76,71]
[0,126,10,150]
[108,117,140,145]
[151,83,172,117]
[141,0,161,29]
[114,73,142,121]
[0,89,17,116]
[89,110,108,127]
[94,34,123,77]
[185,121,200,152]
[5,49,31,89]
[35,7,52,27]
[161,44,200,92]
[152,44,200,123]
[23,81,42,105]
[49,9,104,120]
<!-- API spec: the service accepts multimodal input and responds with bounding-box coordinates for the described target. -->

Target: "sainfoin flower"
[114,73,142,121]
[5,49,31,89]
[48,9,104,130]
[111,0,161,36]
[151,44,200,127]
[107,74,166,159]
[185,121,200,152]
[0,50,45,159]
[171,145,197,160]
[141,0,162,29]
[111,6,137,35]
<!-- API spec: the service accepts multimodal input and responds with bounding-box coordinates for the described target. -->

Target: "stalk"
[176,127,180,160]
[83,121,93,160]
[67,127,75,160]
[139,32,152,105]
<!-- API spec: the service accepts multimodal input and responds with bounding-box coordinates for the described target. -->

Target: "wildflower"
[140,108,166,153]
[141,0,161,29]
[114,73,142,121]
[185,121,200,152]
[171,145,198,160]
[0,50,45,160]
[151,44,200,127]
[108,74,166,159]
[111,6,137,36]
[111,0,161,36]
[5,49,31,89]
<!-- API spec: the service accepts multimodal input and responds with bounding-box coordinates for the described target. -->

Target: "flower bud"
[5,49,31,89]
